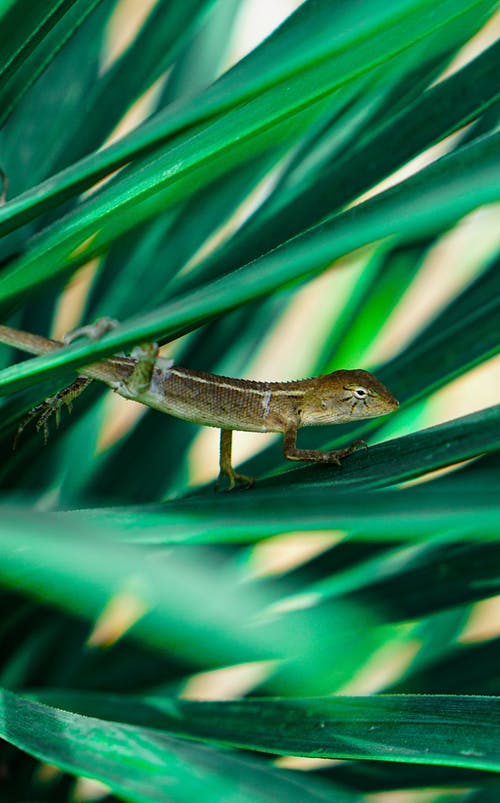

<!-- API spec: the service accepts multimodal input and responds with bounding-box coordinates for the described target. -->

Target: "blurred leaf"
[0,0,106,126]
[158,0,242,105]
[0,0,116,197]
[390,635,500,696]
[0,506,383,696]
[0,508,284,668]
[315,242,431,371]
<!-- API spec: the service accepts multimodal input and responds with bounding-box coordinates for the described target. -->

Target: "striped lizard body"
[0,323,399,489]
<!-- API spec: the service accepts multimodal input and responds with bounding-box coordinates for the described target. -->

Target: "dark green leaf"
[0,0,106,126]
[27,690,500,773]
[0,690,353,803]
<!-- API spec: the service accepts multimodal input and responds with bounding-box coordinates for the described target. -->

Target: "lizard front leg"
[283,424,367,465]
[66,318,160,397]
[215,429,255,491]
[123,342,159,394]
[63,316,118,344]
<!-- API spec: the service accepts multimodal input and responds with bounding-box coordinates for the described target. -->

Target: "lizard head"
[300,369,399,425]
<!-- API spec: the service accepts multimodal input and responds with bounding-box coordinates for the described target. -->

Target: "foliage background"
[0,0,499,800]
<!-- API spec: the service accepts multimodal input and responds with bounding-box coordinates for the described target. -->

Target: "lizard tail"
[0,324,62,357]
[0,323,137,389]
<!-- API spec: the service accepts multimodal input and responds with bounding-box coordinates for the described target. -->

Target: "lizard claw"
[215,468,255,492]
[63,317,118,344]
[13,377,92,449]
[321,439,368,465]
[14,396,63,449]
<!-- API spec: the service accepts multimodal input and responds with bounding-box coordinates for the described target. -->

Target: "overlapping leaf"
[0,2,499,800]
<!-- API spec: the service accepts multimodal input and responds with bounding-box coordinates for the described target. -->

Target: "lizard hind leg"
[215,429,255,491]
[14,316,117,449]
[14,376,93,449]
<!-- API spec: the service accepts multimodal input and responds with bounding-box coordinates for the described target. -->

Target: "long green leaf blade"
[23,690,500,773]
[0,0,492,235]
[0,690,352,803]
[0,132,498,391]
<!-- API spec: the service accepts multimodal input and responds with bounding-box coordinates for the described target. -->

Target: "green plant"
[0,1,499,800]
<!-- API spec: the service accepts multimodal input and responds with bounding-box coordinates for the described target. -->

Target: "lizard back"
[146,365,312,433]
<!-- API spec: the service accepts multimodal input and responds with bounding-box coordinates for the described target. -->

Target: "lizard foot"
[215,468,255,492]
[63,317,118,344]
[321,439,368,464]
[14,377,92,449]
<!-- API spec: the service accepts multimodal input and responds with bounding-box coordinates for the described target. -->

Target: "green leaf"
[25,690,500,773]
[0,3,499,796]
[0,507,284,668]
[263,403,500,490]
[0,89,327,297]
[0,689,354,803]
[0,505,384,696]
[0,0,106,126]
[0,0,493,237]
[52,423,500,546]
[0,130,498,394]
[181,30,500,286]
[49,0,218,169]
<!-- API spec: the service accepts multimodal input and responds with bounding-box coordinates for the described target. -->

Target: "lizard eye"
[353,387,368,399]
[321,400,328,410]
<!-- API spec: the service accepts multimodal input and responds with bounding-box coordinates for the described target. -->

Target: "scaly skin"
[0,323,399,489]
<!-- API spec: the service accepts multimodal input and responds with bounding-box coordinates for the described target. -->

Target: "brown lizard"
[0,321,398,489]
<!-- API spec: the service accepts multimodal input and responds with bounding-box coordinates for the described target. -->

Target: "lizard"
[0,321,399,489]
